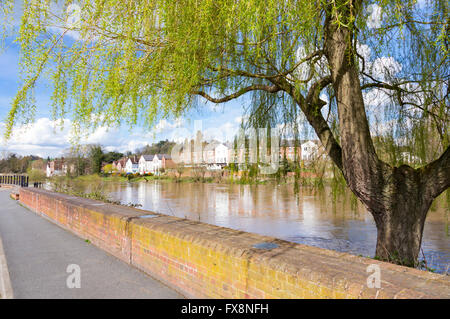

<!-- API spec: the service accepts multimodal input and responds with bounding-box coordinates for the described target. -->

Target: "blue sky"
[0,1,251,157]
[0,37,247,158]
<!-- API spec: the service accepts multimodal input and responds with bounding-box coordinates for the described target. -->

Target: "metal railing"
[0,174,29,187]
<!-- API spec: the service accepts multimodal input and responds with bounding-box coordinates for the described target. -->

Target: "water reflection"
[99,181,448,273]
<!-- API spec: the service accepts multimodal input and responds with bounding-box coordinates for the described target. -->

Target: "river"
[55,180,450,274]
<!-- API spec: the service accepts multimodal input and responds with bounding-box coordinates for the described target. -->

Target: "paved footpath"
[0,189,183,299]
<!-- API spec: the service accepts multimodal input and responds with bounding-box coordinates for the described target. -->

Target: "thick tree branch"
[280,49,324,80]
[361,80,447,120]
[273,76,343,170]
[205,49,323,85]
[422,146,450,200]
[306,75,332,107]
[192,84,281,103]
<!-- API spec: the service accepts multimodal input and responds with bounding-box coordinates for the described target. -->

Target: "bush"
[27,168,46,182]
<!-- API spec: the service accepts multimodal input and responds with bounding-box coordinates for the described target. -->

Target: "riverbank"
[47,169,332,187]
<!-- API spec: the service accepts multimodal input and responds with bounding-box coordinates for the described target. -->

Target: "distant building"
[202,141,229,166]
[179,139,193,164]
[177,140,230,168]
[62,162,75,175]
[137,154,175,174]
[301,140,319,161]
[46,158,65,177]
[203,143,216,164]
[200,142,230,170]
[151,154,174,174]
[125,156,139,174]
[192,147,204,165]
[138,155,154,174]
[214,143,229,165]
[115,158,127,172]
[279,140,301,161]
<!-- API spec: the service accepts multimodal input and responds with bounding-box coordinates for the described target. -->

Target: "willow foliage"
[1,0,449,165]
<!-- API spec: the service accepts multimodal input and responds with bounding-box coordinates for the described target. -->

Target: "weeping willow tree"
[2,0,449,266]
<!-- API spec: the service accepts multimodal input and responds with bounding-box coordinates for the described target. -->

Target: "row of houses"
[176,140,323,167]
[105,140,323,174]
[109,154,175,175]
[45,140,324,177]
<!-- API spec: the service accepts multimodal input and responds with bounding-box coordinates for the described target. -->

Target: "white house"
[46,159,64,177]
[301,140,319,161]
[46,164,53,177]
[151,154,165,174]
[125,157,139,173]
[150,154,174,174]
[214,143,229,165]
[139,155,154,174]
[46,164,52,177]
[202,142,230,170]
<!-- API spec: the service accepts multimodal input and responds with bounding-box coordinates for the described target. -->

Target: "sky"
[0,36,247,158]
[0,1,402,158]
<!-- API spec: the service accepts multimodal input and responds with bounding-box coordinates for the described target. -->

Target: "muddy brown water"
[51,180,450,274]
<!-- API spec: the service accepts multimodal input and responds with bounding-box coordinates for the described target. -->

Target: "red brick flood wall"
[19,188,449,298]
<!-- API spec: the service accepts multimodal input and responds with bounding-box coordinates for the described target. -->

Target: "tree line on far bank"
[0,139,178,178]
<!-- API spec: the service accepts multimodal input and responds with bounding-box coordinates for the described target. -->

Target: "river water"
[73,180,450,273]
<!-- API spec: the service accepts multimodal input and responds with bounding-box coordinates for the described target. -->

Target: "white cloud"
[0,117,156,157]
[371,56,402,81]
[294,47,311,82]
[0,118,71,157]
[319,93,329,105]
[153,118,184,133]
[367,4,382,29]
[357,42,402,82]
[234,115,249,124]
[357,43,372,62]
[6,118,71,146]
[116,139,148,153]
[356,42,372,73]
[294,46,329,82]
[363,88,391,108]
[203,121,239,142]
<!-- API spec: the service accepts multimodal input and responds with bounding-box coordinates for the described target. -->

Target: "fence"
[0,174,29,187]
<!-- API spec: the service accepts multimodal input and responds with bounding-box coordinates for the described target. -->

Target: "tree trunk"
[369,166,433,266]
[373,207,428,267]
[321,3,448,266]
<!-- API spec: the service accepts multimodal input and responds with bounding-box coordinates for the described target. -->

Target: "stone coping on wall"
[18,187,450,299]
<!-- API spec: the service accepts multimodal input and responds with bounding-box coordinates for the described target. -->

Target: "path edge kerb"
[0,230,14,299]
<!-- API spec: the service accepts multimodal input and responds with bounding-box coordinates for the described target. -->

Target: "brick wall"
[19,188,450,299]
